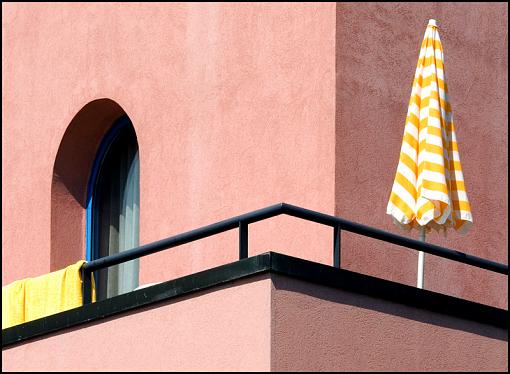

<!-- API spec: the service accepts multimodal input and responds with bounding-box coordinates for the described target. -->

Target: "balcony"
[2,204,508,371]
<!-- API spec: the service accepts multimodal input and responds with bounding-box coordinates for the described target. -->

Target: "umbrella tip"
[428,19,439,27]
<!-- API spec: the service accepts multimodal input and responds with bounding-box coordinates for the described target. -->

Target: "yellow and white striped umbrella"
[387,19,473,234]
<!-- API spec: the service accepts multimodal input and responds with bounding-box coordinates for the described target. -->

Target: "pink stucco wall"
[271,275,508,372]
[335,3,508,308]
[2,3,336,285]
[3,3,507,370]
[3,274,506,371]
[2,2,506,314]
[2,275,272,372]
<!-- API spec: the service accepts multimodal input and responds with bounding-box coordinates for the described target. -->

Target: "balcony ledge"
[2,251,508,348]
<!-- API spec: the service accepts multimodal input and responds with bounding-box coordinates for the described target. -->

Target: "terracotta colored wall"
[271,275,508,372]
[2,3,336,285]
[3,274,506,371]
[335,2,508,308]
[2,2,506,312]
[2,275,272,372]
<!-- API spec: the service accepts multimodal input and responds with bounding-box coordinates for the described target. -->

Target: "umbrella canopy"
[387,19,473,234]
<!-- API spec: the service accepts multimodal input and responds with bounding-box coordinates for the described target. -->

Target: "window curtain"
[95,125,139,300]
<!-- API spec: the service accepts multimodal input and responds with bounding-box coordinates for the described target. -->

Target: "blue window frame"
[86,115,140,300]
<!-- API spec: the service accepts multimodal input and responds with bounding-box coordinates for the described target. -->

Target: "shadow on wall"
[50,98,129,271]
[272,274,508,342]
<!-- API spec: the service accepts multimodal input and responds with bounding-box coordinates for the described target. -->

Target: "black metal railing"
[81,202,509,304]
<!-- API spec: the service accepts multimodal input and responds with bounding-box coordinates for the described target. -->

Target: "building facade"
[2,2,508,371]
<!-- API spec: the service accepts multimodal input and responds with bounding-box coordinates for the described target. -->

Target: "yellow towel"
[2,260,96,329]
[2,280,25,329]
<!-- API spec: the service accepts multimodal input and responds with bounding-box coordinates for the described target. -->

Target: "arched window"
[86,115,140,300]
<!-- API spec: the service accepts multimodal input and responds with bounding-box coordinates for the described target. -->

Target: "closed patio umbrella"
[386,19,473,288]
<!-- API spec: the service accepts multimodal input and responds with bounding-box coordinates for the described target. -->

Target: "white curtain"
[96,124,139,299]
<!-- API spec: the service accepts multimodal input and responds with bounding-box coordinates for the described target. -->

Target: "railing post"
[82,266,92,305]
[239,221,248,260]
[333,224,341,268]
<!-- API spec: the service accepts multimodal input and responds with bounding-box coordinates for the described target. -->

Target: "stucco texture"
[3,274,507,371]
[2,3,336,284]
[271,274,508,372]
[1,2,507,312]
[335,2,508,308]
[2,275,272,372]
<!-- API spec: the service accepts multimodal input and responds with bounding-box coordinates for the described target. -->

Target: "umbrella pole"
[417,227,426,289]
